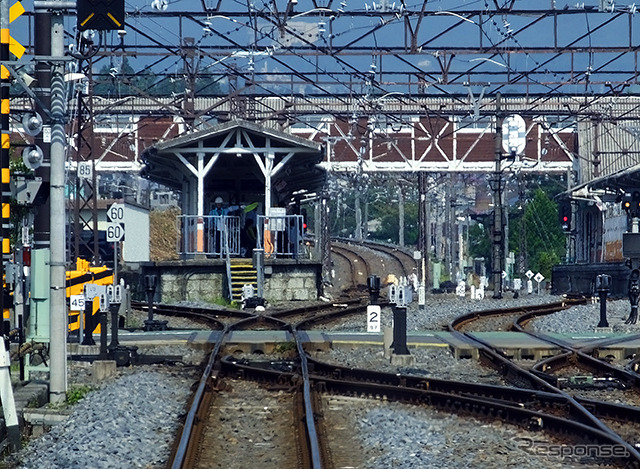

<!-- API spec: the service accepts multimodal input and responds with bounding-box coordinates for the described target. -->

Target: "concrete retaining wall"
[133,260,321,304]
[263,262,321,301]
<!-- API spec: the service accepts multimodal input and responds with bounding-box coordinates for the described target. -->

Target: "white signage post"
[106,203,125,283]
[525,270,534,294]
[367,305,381,333]
[69,294,86,342]
[77,161,93,180]
[534,272,545,294]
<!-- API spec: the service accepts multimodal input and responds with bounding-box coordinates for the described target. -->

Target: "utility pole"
[320,191,331,292]
[1,0,21,450]
[398,185,404,247]
[36,0,71,404]
[418,172,429,303]
[354,190,362,240]
[492,93,504,299]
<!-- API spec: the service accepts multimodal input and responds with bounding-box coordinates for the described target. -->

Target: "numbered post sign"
[69,294,86,312]
[367,305,381,333]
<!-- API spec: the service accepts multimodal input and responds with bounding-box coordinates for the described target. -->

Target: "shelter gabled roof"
[151,119,321,154]
[141,120,326,202]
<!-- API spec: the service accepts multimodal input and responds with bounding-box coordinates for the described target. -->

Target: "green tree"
[93,56,139,96]
[517,188,565,279]
[467,188,565,279]
[370,201,418,245]
[92,57,224,97]
[468,221,491,261]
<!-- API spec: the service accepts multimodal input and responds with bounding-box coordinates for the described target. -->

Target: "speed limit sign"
[77,161,93,180]
[106,222,125,242]
[69,294,85,312]
[107,203,125,222]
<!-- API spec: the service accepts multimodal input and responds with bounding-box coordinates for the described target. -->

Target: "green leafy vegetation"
[66,385,94,406]
[272,342,296,354]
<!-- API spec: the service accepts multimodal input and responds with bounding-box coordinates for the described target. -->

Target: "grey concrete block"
[93,360,117,383]
[390,353,416,366]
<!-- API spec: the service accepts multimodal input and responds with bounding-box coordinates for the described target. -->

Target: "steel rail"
[333,237,418,280]
[169,325,232,469]
[449,301,640,461]
[330,244,371,291]
[131,300,254,319]
[450,299,584,331]
[170,299,356,468]
[292,325,324,469]
[513,307,640,386]
[220,355,640,466]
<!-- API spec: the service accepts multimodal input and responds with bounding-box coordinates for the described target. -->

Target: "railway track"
[328,244,371,293]
[448,299,640,464]
[160,296,640,468]
[332,238,417,281]
[131,240,640,468]
[168,299,363,468]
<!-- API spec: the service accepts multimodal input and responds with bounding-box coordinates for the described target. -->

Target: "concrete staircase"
[229,258,258,301]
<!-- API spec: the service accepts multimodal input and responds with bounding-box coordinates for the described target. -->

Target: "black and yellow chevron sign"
[77,0,125,31]
[9,1,24,58]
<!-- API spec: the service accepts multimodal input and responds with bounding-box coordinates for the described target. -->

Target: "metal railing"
[257,215,305,259]
[177,215,240,257]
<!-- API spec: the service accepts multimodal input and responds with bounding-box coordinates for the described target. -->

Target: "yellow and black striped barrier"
[66,258,113,334]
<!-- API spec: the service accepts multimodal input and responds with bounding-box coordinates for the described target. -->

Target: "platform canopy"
[567,164,640,203]
[141,119,326,217]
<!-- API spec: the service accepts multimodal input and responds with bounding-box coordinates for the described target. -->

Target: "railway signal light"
[559,201,571,232]
[622,191,640,217]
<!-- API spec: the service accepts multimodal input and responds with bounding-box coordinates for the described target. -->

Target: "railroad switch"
[390,305,411,357]
[143,319,169,331]
[367,275,381,304]
[243,296,265,309]
[557,375,624,390]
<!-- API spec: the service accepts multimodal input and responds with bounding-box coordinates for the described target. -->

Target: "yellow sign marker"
[80,12,95,28]
[107,12,122,27]
[9,2,25,58]
[9,2,24,23]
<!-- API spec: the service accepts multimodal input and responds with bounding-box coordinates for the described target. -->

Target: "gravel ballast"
[8,367,197,469]
[531,298,640,334]
[2,293,637,468]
